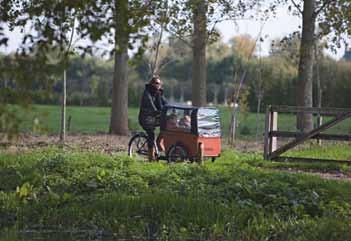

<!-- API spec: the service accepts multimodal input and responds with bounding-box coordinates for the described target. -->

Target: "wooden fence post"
[317,116,323,145]
[270,111,278,154]
[264,106,270,159]
[264,106,277,160]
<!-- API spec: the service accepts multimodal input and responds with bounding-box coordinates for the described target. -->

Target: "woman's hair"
[149,76,161,84]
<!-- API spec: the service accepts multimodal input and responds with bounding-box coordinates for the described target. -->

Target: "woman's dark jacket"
[138,84,167,129]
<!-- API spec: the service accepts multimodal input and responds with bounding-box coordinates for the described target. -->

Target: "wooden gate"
[264,105,351,163]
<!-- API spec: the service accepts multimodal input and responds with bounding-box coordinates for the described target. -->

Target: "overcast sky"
[1,6,349,60]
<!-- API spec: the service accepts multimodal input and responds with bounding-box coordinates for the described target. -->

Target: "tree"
[59,11,76,143]
[271,0,351,131]
[0,0,79,139]
[167,0,256,106]
[206,38,231,104]
[160,36,193,82]
[270,32,301,67]
[228,34,258,144]
[141,34,178,80]
[295,0,315,131]
[191,0,208,106]
[77,0,156,135]
[109,0,129,135]
[1,0,159,136]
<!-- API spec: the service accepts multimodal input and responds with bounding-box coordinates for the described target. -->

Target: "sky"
[217,8,349,60]
[1,6,349,60]
[218,9,301,56]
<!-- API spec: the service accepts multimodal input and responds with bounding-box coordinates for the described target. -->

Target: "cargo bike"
[128,104,221,163]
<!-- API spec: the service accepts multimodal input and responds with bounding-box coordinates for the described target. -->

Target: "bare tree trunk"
[315,44,322,110]
[180,85,185,103]
[297,0,316,132]
[212,84,219,105]
[170,80,175,102]
[229,70,247,145]
[229,102,239,145]
[192,0,207,107]
[256,97,262,142]
[229,73,239,145]
[59,11,75,144]
[223,87,228,106]
[255,68,263,142]
[60,69,66,143]
[315,43,322,144]
[110,0,129,135]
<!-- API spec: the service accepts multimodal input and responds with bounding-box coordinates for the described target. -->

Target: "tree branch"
[314,0,335,18]
[158,59,177,73]
[65,17,76,58]
[290,0,303,15]
[206,19,220,43]
[164,27,193,48]
[234,22,266,102]
[152,21,164,75]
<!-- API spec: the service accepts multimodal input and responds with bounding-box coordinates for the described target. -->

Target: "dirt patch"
[276,168,351,181]
[0,133,130,155]
[0,133,264,155]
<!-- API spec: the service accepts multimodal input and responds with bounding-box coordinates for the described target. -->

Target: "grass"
[282,142,351,160]
[16,105,140,134]
[13,104,351,141]
[235,147,351,176]
[1,147,351,240]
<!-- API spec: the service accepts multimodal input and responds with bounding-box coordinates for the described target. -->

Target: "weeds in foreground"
[0,148,351,240]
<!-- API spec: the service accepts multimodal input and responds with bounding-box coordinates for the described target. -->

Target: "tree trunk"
[212,84,219,105]
[255,66,263,142]
[315,43,322,144]
[192,0,207,107]
[170,81,175,102]
[296,0,316,132]
[223,87,228,106]
[180,85,185,103]
[255,97,262,142]
[229,103,239,145]
[315,44,322,109]
[60,69,67,143]
[110,0,129,135]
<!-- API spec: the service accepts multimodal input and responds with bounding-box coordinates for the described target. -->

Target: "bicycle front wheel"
[128,133,149,159]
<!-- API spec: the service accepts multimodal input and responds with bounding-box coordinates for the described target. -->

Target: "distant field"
[16,105,140,134]
[14,104,351,140]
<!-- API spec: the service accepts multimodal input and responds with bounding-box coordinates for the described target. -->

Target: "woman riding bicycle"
[138,76,167,161]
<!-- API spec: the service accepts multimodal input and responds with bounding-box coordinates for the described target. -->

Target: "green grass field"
[1,148,351,240]
[2,105,351,240]
[14,104,351,140]
[16,105,140,134]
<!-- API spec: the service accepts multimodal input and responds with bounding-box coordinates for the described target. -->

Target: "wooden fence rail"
[264,105,351,162]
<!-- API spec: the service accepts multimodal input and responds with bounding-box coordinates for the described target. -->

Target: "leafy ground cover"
[1,148,351,240]
[14,104,351,140]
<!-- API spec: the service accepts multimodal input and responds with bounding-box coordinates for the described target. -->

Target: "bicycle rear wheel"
[167,144,188,163]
